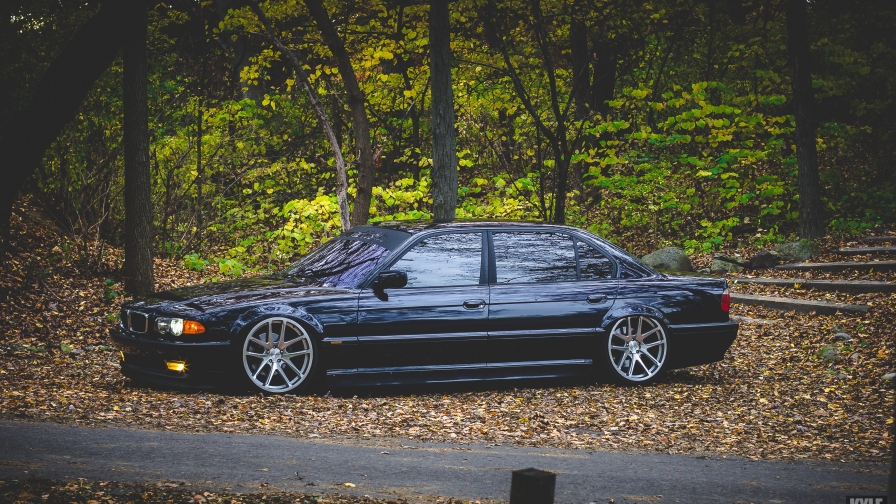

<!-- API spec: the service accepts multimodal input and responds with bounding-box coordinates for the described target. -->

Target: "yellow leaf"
[343,482,356,488]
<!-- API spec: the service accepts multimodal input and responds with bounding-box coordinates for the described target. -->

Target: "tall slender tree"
[429,0,458,221]
[304,0,375,227]
[249,2,351,232]
[122,1,155,296]
[785,0,824,240]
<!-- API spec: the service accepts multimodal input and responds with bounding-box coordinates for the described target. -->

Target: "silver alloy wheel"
[242,317,313,393]
[608,316,667,382]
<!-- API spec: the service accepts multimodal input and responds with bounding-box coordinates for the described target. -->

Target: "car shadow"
[324,375,592,398]
[121,366,725,398]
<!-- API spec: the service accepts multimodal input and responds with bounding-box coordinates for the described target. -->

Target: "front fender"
[229,304,325,340]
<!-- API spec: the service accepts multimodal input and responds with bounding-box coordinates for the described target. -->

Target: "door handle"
[586,294,607,304]
[463,299,486,309]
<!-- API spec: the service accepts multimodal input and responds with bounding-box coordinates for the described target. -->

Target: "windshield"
[283,238,390,287]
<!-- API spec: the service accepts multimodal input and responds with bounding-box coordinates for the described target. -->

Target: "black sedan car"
[110,221,738,393]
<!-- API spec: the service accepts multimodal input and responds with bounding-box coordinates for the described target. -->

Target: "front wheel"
[601,315,668,385]
[239,317,318,394]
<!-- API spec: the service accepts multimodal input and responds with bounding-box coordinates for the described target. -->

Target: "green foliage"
[584,81,796,252]
[217,258,245,276]
[103,279,119,300]
[183,253,209,272]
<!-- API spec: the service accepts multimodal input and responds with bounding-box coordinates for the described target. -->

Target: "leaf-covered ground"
[0,477,456,504]
[1,203,894,464]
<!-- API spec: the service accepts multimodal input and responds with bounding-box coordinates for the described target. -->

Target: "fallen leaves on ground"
[0,477,464,504]
[1,201,894,464]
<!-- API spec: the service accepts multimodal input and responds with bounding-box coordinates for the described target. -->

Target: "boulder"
[641,247,693,272]
[771,241,821,263]
[710,258,743,274]
[749,250,780,269]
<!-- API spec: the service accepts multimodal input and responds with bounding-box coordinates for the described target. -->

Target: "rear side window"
[493,232,577,283]
[577,240,614,280]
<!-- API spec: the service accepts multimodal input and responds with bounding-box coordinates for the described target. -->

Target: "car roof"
[360,219,585,235]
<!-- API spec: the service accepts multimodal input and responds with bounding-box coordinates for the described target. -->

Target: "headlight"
[156,317,181,336]
[155,317,203,336]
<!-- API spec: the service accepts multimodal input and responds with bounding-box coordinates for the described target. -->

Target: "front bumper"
[109,326,233,388]
[667,321,739,369]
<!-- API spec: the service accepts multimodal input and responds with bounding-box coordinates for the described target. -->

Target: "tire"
[237,316,319,394]
[600,315,668,385]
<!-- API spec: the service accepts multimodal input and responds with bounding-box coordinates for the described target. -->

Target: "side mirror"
[372,270,408,290]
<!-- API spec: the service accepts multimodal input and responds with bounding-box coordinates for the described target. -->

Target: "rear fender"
[602,302,670,331]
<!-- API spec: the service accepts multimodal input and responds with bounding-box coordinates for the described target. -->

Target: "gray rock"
[710,258,743,274]
[697,267,711,274]
[713,253,750,267]
[750,250,780,269]
[882,373,896,381]
[641,247,693,272]
[771,241,821,263]
[832,332,853,341]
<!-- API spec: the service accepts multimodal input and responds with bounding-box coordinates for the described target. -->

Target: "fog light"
[166,360,186,372]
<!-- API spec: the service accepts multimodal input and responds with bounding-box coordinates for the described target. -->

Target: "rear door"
[486,230,618,366]
[355,231,489,368]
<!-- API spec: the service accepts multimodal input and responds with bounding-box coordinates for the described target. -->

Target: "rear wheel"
[602,315,668,385]
[239,317,318,394]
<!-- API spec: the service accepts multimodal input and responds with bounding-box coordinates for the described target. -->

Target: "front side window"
[493,232,577,283]
[392,232,483,288]
[284,238,389,287]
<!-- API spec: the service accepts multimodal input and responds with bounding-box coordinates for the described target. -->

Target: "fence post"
[509,467,556,504]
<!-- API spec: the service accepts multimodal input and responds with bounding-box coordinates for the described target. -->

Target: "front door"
[356,231,489,369]
[486,231,618,366]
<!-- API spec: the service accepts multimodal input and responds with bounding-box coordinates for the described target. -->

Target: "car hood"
[128,275,354,313]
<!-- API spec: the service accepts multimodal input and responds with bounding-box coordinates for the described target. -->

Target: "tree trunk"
[123,1,155,296]
[570,18,590,121]
[551,142,570,224]
[785,0,824,240]
[591,41,616,115]
[304,0,374,227]
[429,0,458,222]
[0,0,129,246]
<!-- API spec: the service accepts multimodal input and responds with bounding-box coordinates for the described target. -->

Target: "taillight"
[721,288,730,312]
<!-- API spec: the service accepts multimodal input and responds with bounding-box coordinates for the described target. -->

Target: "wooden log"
[510,468,556,504]
[864,236,896,243]
[837,246,896,255]
[775,261,896,272]
[730,294,869,315]
[731,278,896,293]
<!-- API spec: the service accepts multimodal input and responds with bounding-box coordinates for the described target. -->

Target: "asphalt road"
[0,421,887,503]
